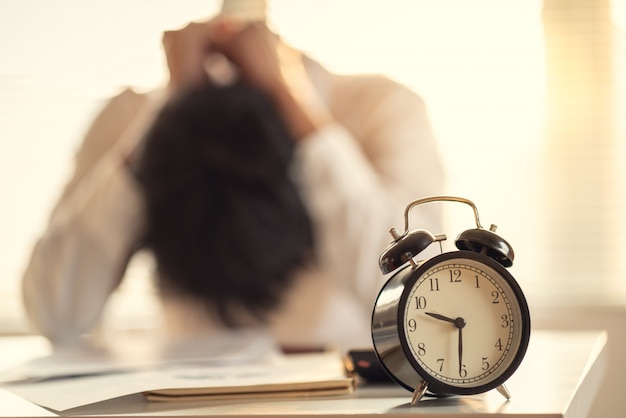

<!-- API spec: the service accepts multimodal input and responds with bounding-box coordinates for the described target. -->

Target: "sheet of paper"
[0,330,277,384]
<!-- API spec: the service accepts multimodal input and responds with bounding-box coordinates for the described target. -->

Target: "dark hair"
[133,82,314,326]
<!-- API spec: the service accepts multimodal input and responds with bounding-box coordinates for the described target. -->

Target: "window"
[1,0,624,333]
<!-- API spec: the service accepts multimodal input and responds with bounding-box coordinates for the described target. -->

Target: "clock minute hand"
[458,325,463,375]
[456,318,466,376]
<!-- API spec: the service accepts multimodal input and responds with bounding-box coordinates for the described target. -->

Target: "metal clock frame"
[371,196,531,405]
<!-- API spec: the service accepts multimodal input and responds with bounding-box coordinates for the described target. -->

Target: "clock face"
[399,251,530,395]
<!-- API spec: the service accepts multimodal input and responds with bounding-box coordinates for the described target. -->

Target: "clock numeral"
[491,290,500,304]
[482,357,490,370]
[459,363,467,378]
[501,314,510,328]
[414,296,427,310]
[429,278,440,291]
[495,338,503,351]
[449,269,462,283]
[437,358,445,372]
[417,342,426,356]
[475,275,480,288]
[407,318,417,332]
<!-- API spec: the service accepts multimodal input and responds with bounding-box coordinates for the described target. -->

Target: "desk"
[0,330,607,418]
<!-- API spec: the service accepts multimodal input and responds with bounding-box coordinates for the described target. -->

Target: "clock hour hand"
[426,312,466,330]
[425,312,456,323]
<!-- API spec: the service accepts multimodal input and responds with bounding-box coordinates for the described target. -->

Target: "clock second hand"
[425,312,467,376]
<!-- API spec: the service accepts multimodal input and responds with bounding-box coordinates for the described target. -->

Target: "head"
[134,82,314,326]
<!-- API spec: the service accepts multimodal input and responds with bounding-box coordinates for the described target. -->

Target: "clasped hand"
[162,18,285,98]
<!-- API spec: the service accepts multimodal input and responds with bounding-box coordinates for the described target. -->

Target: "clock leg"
[496,384,511,400]
[411,380,429,406]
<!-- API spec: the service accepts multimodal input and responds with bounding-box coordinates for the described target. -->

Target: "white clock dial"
[402,255,525,389]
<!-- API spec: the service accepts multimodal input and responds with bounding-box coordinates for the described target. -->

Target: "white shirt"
[21,55,446,352]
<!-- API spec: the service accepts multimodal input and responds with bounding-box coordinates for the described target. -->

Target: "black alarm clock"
[371,196,531,405]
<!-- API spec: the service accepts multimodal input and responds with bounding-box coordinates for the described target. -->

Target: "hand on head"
[162,15,331,140]
[162,18,287,99]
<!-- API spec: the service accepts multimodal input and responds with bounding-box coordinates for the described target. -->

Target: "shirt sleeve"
[293,77,446,310]
[21,89,157,346]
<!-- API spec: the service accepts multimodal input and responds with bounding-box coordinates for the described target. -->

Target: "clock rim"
[397,250,531,396]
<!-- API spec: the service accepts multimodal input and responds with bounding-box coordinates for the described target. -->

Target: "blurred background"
[1,0,624,416]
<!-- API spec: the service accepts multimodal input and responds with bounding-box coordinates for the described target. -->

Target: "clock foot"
[496,384,511,400]
[411,380,429,406]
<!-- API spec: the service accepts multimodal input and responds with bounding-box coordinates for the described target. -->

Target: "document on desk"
[143,352,355,402]
[0,350,353,411]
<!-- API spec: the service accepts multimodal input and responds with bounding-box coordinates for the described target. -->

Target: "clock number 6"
[459,363,467,378]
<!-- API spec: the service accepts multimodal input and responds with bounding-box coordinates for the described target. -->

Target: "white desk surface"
[0,330,607,418]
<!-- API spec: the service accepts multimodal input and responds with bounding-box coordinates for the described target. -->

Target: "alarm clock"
[371,196,530,405]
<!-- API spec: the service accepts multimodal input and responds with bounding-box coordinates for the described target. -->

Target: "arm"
[21,89,157,346]
[293,74,446,308]
[213,22,446,307]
